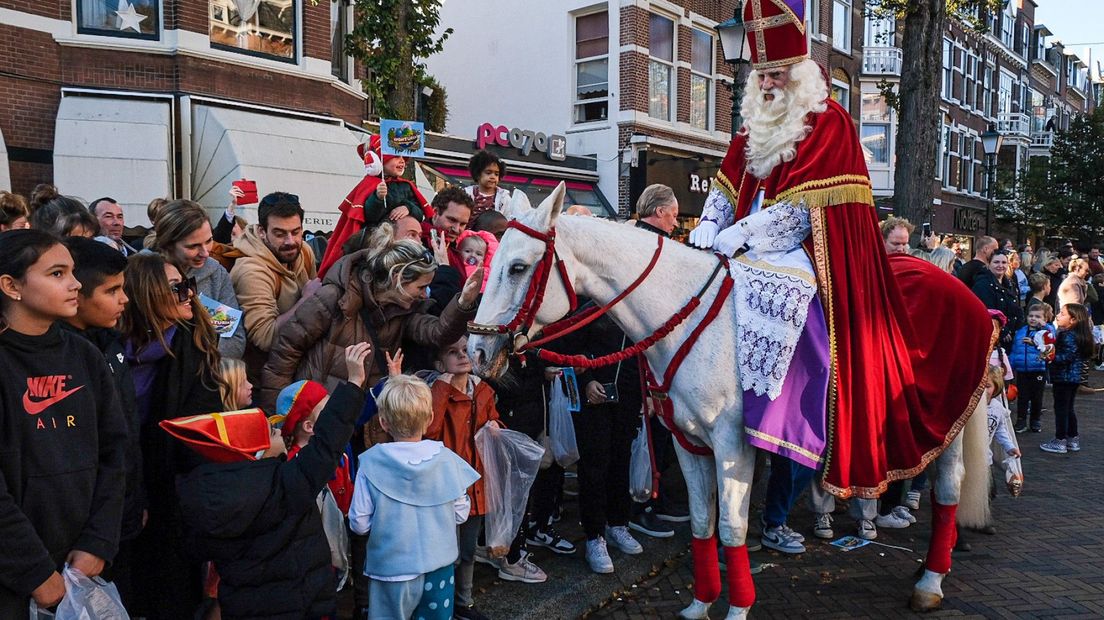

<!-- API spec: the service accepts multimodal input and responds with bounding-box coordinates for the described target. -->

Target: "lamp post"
[716,11,751,136]
[980,123,1004,235]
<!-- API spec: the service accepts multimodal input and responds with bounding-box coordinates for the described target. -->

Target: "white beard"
[740,59,828,179]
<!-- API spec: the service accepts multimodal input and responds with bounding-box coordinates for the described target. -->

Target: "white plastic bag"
[629,412,653,502]
[316,486,351,590]
[548,375,580,467]
[475,424,545,558]
[37,565,130,620]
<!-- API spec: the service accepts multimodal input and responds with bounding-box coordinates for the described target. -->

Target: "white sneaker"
[813,513,834,539]
[605,525,644,555]
[875,512,911,529]
[1068,436,1081,452]
[892,505,917,524]
[586,537,615,573]
[497,552,548,584]
[904,490,922,510]
[857,519,877,540]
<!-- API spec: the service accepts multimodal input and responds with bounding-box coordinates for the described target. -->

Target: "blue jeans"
[763,453,816,528]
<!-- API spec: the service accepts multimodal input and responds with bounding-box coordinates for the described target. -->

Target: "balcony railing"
[996,112,1030,137]
[862,47,903,76]
[1030,131,1054,149]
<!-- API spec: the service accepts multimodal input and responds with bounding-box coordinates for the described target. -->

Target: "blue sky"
[1034,0,1104,72]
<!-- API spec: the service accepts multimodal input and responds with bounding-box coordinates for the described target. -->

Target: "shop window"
[574,11,609,124]
[331,0,352,81]
[210,0,297,62]
[648,13,675,122]
[77,0,160,39]
[832,0,851,53]
[689,29,713,130]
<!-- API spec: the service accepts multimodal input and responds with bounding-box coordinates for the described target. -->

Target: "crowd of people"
[0,137,1099,619]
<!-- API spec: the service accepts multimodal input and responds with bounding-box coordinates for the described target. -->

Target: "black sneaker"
[655,503,690,523]
[629,509,675,538]
[1013,422,1028,433]
[454,603,492,620]
[1030,426,1042,433]
[526,525,577,554]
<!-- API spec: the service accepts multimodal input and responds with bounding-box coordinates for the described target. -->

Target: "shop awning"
[190,104,365,231]
[0,125,10,192]
[417,163,616,218]
[53,95,173,223]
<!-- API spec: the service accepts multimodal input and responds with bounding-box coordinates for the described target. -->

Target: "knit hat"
[159,409,272,463]
[743,0,808,70]
[275,380,330,438]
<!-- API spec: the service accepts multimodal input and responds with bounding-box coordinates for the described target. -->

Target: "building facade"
[0,0,372,226]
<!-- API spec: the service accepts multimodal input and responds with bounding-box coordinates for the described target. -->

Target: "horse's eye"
[509,263,528,275]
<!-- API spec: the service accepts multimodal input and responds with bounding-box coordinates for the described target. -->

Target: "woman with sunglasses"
[120,253,225,618]
[150,199,246,359]
[0,230,129,617]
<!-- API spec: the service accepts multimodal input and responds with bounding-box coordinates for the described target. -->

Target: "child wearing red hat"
[164,342,371,620]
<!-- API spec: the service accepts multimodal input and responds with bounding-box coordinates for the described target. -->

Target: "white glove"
[713,224,749,257]
[688,220,719,249]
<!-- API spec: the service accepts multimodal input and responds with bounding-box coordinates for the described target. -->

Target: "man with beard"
[683,1,993,615]
[231,192,318,381]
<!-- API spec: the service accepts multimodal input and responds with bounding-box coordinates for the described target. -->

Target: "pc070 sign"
[476,123,567,161]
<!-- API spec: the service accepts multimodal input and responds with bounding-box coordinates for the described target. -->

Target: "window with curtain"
[860,93,890,165]
[832,0,851,53]
[689,29,713,130]
[574,11,609,124]
[210,0,297,61]
[648,13,675,121]
[77,0,160,39]
[330,0,351,81]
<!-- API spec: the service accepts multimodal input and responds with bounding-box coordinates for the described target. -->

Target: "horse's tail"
[955,397,991,528]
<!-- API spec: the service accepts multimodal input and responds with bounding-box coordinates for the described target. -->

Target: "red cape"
[717,99,995,498]
[318,175,432,278]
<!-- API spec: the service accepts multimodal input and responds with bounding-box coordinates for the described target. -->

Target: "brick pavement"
[588,387,1104,619]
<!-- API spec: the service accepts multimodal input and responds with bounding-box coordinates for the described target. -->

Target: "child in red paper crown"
[163,343,370,619]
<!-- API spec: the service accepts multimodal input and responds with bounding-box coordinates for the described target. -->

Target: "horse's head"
[469,182,572,378]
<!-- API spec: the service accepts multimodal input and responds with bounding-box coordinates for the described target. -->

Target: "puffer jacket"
[230,225,317,353]
[1049,329,1085,384]
[1009,324,1052,373]
[259,249,475,412]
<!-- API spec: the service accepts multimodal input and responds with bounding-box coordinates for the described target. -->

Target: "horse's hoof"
[909,590,944,612]
[679,599,712,619]
[723,605,751,619]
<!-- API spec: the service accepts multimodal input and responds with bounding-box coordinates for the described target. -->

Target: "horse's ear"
[539,182,567,230]
[503,189,532,221]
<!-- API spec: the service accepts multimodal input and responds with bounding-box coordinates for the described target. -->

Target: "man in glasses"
[231,192,319,382]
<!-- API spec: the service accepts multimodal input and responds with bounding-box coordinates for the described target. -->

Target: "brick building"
[0,0,372,227]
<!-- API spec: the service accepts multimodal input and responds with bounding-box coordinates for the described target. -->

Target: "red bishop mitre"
[160,409,273,463]
[743,0,808,70]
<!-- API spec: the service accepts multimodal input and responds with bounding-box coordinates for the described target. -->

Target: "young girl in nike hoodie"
[0,229,129,617]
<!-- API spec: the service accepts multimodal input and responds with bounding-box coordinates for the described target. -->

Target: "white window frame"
[863,13,894,47]
[832,0,851,53]
[941,38,953,101]
[809,0,822,36]
[963,50,976,110]
[859,92,892,168]
[76,0,162,40]
[647,12,677,123]
[209,0,300,64]
[689,28,714,131]
[330,0,353,84]
[572,9,610,125]
[982,62,994,119]
[831,78,851,111]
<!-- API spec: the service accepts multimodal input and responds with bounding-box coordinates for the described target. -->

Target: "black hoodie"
[0,324,128,610]
[177,381,364,620]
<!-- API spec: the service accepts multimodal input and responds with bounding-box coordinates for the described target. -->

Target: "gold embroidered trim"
[808,206,839,487]
[745,427,823,463]
[763,176,874,209]
[752,54,809,71]
[732,255,818,285]
[713,170,739,209]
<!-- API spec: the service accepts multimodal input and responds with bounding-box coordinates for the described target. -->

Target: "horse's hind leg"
[911,431,964,612]
[713,426,757,620]
[674,441,720,620]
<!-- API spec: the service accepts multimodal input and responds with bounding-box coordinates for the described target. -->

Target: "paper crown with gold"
[159,409,272,464]
[743,0,809,70]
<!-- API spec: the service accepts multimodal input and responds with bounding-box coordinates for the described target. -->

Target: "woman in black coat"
[972,252,1024,349]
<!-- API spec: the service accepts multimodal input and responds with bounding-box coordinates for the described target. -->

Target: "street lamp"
[716,11,751,136]
[980,123,1004,235]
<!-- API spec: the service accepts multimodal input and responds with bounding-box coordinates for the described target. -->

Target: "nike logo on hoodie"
[23,375,85,415]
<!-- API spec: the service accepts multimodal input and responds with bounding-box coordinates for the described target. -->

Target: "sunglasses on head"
[170,277,197,303]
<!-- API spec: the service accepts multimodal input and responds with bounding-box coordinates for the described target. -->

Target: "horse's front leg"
[911,430,964,612]
[673,438,719,620]
[713,423,756,620]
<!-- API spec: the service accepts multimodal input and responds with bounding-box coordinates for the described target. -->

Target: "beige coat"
[230,226,317,352]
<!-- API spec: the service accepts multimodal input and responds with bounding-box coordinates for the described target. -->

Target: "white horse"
[469,184,989,618]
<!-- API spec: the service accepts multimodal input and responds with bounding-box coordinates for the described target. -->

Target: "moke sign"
[476,122,567,161]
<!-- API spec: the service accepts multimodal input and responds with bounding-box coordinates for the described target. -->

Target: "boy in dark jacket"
[60,237,145,608]
[167,343,370,620]
[1010,305,1055,433]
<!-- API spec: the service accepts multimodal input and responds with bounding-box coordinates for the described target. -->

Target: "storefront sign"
[476,123,567,161]
[953,207,984,233]
[632,153,721,217]
[688,172,714,194]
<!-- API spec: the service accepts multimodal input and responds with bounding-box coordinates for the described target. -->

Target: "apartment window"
[963,52,976,109]
[831,79,850,111]
[982,63,994,117]
[998,70,1014,114]
[864,14,894,47]
[648,13,675,121]
[941,38,953,100]
[210,0,297,61]
[1000,8,1014,49]
[1020,23,1030,58]
[938,119,950,183]
[860,93,891,165]
[809,0,821,36]
[330,0,352,81]
[832,0,851,53]
[1035,32,1046,61]
[77,0,160,39]
[959,133,975,194]
[689,29,713,130]
[574,11,609,123]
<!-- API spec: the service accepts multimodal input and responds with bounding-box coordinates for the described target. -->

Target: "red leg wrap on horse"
[926,495,958,574]
[690,536,721,603]
[723,545,756,608]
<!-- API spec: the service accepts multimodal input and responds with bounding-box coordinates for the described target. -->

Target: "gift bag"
[548,375,580,467]
[32,565,130,620]
[475,424,545,557]
[629,412,654,502]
